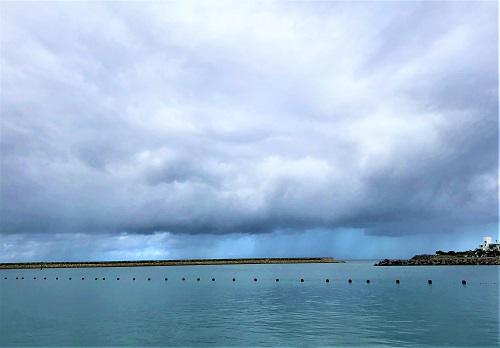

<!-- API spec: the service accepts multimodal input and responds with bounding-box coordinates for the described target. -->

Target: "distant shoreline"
[0,257,341,269]
[375,255,500,266]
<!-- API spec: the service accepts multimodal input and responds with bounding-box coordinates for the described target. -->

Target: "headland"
[0,257,341,269]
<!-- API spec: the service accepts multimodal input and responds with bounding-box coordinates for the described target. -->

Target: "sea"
[0,261,498,347]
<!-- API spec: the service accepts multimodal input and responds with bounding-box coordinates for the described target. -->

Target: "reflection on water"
[0,261,498,346]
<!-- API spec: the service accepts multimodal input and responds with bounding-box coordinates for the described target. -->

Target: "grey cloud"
[0,1,497,240]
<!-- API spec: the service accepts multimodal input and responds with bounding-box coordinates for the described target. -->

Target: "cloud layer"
[0,1,498,248]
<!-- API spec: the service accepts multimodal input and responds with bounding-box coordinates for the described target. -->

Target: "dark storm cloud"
[0,1,497,241]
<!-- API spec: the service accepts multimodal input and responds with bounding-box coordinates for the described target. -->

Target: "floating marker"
[396,279,400,284]
[428,279,432,285]
[275,278,279,282]
[326,279,329,283]
[197,278,200,281]
[462,280,466,285]
[3,277,7,280]
[300,278,304,282]
[82,277,85,280]
[16,277,18,280]
[133,278,136,281]
[148,278,151,281]
[212,278,215,281]
[182,278,185,281]
[366,279,370,284]
[254,278,257,282]
[102,278,105,280]
[348,278,352,283]
[165,278,168,281]
[232,278,235,282]
[117,278,120,280]
[95,277,98,280]
[33,277,37,280]
[43,277,46,280]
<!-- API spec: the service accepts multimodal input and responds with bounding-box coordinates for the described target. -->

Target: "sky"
[0,1,498,262]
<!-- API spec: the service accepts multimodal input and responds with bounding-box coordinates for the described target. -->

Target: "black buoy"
[300,278,304,282]
[462,280,466,285]
[95,277,98,280]
[4,277,7,280]
[82,277,85,280]
[117,277,120,280]
[182,278,185,281]
[275,278,279,282]
[148,278,151,281]
[133,277,136,281]
[43,277,46,280]
[165,278,168,281]
[366,279,370,284]
[197,278,200,281]
[254,278,257,282]
[326,279,330,283]
[55,277,58,280]
[102,277,105,280]
[348,278,352,283]
[16,277,18,280]
[428,279,432,285]
[212,278,215,281]
[33,277,37,280]
[232,278,235,282]
[69,277,72,280]
[396,279,400,284]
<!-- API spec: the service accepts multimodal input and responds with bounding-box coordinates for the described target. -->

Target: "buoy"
[462,280,466,285]
[197,278,200,281]
[254,278,257,282]
[366,279,370,284]
[43,277,46,280]
[133,277,136,281]
[232,278,235,282]
[55,277,58,280]
[348,278,352,283]
[275,278,279,282]
[16,277,18,280]
[3,277,7,280]
[82,277,85,280]
[102,278,105,280]
[117,278,120,281]
[428,279,432,285]
[212,278,215,281]
[95,277,98,280]
[33,277,37,280]
[165,278,168,281]
[69,277,72,280]
[396,279,400,284]
[300,278,304,282]
[182,278,185,281]
[326,279,329,283]
[148,278,151,281]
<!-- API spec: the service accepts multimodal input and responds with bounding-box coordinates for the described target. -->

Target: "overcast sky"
[0,1,498,262]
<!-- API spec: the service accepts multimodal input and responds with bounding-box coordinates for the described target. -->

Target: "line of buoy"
[0,277,471,285]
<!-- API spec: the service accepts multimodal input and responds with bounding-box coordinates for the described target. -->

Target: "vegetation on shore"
[0,257,340,269]
[375,249,500,266]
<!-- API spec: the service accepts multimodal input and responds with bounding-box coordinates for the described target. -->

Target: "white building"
[480,236,500,252]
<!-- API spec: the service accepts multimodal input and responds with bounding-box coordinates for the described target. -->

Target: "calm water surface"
[0,261,498,346]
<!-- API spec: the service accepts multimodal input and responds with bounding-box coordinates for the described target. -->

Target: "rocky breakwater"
[375,255,500,266]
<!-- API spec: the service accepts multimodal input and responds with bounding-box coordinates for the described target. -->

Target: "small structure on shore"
[480,236,500,252]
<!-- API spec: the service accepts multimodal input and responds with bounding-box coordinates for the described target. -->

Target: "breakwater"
[375,255,500,266]
[0,257,340,269]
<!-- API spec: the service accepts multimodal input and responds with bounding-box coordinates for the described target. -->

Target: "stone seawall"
[375,255,500,266]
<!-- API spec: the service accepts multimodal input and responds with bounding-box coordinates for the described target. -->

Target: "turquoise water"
[0,261,498,346]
